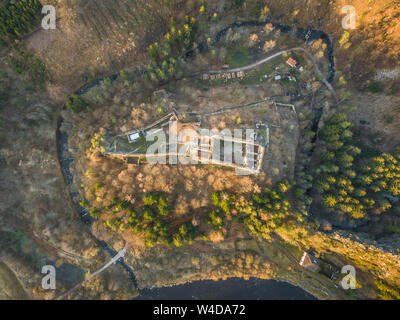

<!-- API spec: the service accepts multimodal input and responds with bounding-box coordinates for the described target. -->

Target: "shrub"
[66,94,89,113]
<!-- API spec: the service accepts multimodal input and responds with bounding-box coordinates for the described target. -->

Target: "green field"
[226,46,250,68]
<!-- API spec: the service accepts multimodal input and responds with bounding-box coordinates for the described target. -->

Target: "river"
[136,278,316,300]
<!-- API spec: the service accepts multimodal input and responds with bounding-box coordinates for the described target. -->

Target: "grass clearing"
[226,46,250,68]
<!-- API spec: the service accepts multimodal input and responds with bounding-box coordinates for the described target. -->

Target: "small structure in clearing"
[202,71,245,81]
[299,252,320,272]
[286,57,298,68]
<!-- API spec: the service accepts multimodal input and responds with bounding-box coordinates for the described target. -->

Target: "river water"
[136,278,316,300]
[57,19,336,300]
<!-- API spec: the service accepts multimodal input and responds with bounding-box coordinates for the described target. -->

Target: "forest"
[147,15,199,83]
[312,112,400,220]
[0,0,42,46]
[81,191,199,248]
